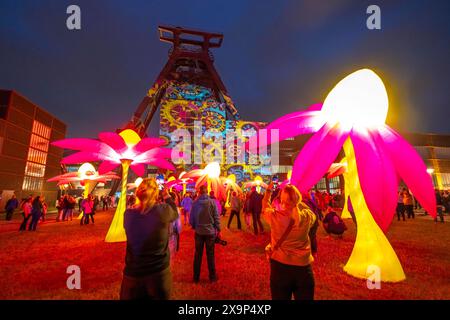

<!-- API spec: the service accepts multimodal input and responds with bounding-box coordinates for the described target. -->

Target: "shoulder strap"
[273,217,295,250]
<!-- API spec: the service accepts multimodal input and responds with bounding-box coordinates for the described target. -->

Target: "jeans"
[5,209,14,221]
[193,233,216,281]
[252,211,264,235]
[270,259,315,300]
[435,206,444,222]
[227,210,242,229]
[405,205,414,219]
[19,214,31,231]
[29,212,41,231]
[396,203,405,221]
[63,208,73,221]
[81,213,94,225]
[120,267,172,300]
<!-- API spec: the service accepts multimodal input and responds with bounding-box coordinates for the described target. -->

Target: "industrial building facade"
[0,90,66,209]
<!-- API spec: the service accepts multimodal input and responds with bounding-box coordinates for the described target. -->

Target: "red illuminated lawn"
[0,209,449,299]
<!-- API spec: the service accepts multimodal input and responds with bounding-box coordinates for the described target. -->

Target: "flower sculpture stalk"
[254,69,437,282]
[52,129,175,242]
[166,172,193,196]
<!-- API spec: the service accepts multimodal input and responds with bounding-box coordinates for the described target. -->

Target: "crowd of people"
[2,179,448,300]
[118,178,358,301]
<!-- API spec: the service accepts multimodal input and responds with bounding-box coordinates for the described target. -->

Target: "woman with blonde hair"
[120,178,178,300]
[262,183,316,300]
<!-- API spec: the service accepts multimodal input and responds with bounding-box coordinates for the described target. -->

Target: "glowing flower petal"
[99,132,127,153]
[133,148,173,164]
[130,163,146,177]
[61,151,112,164]
[47,172,78,182]
[291,122,349,193]
[98,160,119,175]
[350,127,398,232]
[247,104,323,152]
[378,126,437,218]
[133,137,167,154]
[52,138,104,151]
[182,169,204,179]
[327,162,347,179]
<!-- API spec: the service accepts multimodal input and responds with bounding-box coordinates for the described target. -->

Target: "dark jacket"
[189,194,220,236]
[5,198,19,211]
[123,197,178,277]
[249,191,263,214]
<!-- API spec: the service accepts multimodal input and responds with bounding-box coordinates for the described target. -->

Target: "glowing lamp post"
[257,69,437,282]
[52,129,175,243]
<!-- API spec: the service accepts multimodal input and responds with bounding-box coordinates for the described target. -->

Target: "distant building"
[0,90,66,209]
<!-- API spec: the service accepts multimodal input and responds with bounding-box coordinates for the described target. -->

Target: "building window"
[328,177,340,191]
[315,178,327,191]
[23,120,51,191]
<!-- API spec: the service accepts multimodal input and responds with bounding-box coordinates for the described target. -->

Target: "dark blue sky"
[1,0,449,138]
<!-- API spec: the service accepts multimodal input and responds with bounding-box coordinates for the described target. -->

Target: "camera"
[215,236,227,246]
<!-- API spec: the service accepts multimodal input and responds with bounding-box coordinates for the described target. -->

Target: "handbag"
[265,217,295,261]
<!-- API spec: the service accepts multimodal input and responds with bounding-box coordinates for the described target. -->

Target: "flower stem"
[105,160,131,243]
[343,138,405,282]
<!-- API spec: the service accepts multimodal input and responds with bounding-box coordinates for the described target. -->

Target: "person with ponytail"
[120,178,179,300]
[262,183,316,300]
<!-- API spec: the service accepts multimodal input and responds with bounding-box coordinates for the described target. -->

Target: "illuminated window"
[23,120,51,191]
[315,178,327,191]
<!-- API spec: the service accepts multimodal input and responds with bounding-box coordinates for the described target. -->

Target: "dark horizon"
[1,0,449,138]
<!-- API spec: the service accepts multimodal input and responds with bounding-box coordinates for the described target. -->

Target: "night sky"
[1,0,449,138]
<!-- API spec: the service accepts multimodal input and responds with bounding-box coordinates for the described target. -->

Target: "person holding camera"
[120,178,178,300]
[190,185,221,283]
[262,183,316,300]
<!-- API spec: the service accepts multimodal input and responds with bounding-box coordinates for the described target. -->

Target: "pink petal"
[133,137,167,154]
[327,163,347,178]
[196,175,208,188]
[130,163,146,176]
[378,126,437,218]
[291,122,349,193]
[98,160,119,175]
[351,128,398,232]
[247,108,323,152]
[306,103,323,111]
[133,148,173,164]
[183,169,204,179]
[99,132,127,153]
[47,172,78,182]
[61,151,111,164]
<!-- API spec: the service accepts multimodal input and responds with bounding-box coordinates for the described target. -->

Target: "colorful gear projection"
[224,164,254,182]
[159,80,274,184]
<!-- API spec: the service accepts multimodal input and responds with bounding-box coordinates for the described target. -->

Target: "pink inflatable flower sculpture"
[166,171,194,195]
[52,129,175,242]
[184,162,226,201]
[253,69,437,282]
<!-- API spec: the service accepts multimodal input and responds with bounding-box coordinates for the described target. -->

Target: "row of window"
[23,121,51,191]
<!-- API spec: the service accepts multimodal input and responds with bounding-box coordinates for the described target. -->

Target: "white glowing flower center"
[204,162,220,179]
[321,69,389,128]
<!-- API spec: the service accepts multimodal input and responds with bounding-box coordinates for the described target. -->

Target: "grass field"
[0,208,449,300]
